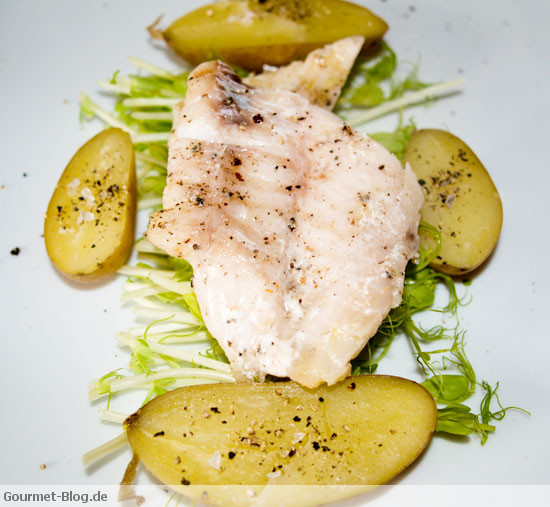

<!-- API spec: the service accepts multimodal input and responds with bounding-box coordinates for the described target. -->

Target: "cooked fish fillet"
[147,61,423,388]
[243,36,364,110]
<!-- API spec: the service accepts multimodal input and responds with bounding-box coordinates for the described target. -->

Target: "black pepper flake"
[293,416,301,422]
[57,206,63,212]
[181,477,191,486]
[312,442,320,451]
[318,397,324,402]
[192,243,200,250]
[286,185,293,191]
[378,164,385,170]
[342,124,353,135]
[153,431,165,437]
[348,382,356,390]
[457,149,469,162]
[330,433,337,440]
[288,448,296,457]
[210,407,220,413]
[10,247,20,256]
[418,179,426,186]
[288,217,296,231]
[232,157,242,166]
[196,196,205,206]
[228,451,236,459]
[252,113,264,124]
[235,172,244,182]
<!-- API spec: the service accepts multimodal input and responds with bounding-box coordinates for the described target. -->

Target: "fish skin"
[147,60,423,388]
[243,36,365,110]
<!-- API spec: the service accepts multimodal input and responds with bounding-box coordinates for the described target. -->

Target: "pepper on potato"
[123,375,436,506]
[44,128,136,281]
[162,0,388,71]
[404,129,503,275]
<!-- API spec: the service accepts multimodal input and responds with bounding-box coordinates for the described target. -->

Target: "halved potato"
[404,129,503,275]
[163,0,388,71]
[44,128,136,281]
[124,375,436,506]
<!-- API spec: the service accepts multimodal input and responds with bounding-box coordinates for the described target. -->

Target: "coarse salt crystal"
[67,178,80,195]
[208,450,221,470]
[266,470,281,479]
[81,187,95,206]
[77,211,94,225]
[292,432,305,443]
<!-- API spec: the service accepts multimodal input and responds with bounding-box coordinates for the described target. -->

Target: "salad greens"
[337,41,431,109]
[81,43,523,466]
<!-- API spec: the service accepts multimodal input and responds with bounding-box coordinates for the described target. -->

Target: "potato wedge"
[44,128,136,281]
[163,0,388,71]
[125,375,436,506]
[404,129,503,275]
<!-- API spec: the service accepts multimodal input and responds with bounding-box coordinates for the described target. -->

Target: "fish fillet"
[243,36,364,110]
[147,61,423,388]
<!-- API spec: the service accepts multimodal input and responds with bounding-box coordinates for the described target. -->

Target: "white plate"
[1,0,549,502]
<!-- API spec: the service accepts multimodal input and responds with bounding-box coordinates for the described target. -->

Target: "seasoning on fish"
[243,36,364,110]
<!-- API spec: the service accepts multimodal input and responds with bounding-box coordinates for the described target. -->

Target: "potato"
[157,484,375,507]
[163,0,388,71]
[124,375,436,506]
[44,128,136,281]
[404,129,503,275]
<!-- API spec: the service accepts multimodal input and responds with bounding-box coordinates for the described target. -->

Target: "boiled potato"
[44,128,136,281]
[125,375,436,506]
[158,485,375,507]
[163,0,388,71]
[404,129,503,275]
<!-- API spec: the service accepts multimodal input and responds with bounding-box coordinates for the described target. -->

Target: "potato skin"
[163,0,388,71]
[125,375,436,505]
[44,128,136,281]
[404,129,503,275]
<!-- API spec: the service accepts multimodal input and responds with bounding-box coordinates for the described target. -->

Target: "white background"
[1,0,549,504]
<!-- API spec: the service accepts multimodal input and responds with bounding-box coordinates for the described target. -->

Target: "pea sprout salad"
[80,42,526,467]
